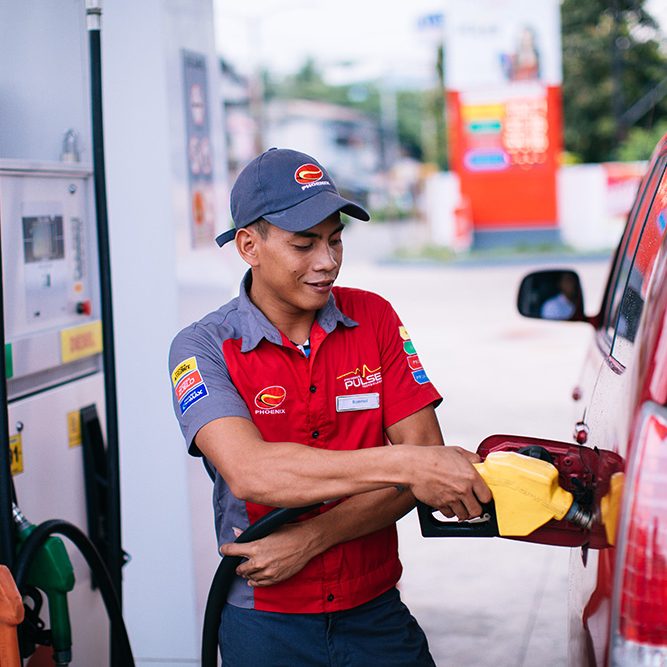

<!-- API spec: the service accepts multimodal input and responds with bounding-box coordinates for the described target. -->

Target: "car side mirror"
[517,270,585,322]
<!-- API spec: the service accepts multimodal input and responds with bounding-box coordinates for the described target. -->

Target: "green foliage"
[267,59,448,168]
[617,121,667,161]
[562,0,667,163]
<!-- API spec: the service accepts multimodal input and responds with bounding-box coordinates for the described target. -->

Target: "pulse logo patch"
[337,364,382,390]
[294,164,323,184]
[254,386,287,414]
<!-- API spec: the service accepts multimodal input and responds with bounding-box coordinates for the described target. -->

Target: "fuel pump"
[0,2,134,664]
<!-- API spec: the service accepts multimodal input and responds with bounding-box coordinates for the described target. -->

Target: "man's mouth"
[305,279,335,292]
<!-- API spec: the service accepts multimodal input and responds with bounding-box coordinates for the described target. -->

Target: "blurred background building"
[215,0,667,254]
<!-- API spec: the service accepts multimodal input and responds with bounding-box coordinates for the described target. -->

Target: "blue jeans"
[220,587,436,666]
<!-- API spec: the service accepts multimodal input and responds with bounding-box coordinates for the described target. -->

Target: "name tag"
[336,392,380,413]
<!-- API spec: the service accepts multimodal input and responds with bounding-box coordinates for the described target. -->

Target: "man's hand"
[408,446,492,520]
[219,522,319,587]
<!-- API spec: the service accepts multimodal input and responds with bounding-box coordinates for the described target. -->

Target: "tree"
[562,0,667,162]
[266,60,447,168]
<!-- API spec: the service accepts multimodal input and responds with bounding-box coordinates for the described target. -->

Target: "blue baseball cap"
[216,148,370,247]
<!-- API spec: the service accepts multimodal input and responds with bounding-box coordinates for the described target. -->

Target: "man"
[540,273,580,320]
[169,148,490,666]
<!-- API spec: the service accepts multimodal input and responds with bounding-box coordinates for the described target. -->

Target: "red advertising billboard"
[443,0,562,231]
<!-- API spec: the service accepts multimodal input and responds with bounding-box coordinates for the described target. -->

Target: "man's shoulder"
[332,286,392,314]
[170,296,242,352]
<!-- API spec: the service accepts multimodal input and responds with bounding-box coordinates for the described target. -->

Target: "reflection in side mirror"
[517,269,585,321]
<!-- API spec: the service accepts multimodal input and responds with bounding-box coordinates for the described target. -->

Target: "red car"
[516,134,667,666]
[418,133,666,665]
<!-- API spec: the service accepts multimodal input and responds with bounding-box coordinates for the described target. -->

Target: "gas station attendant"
[169,148,491,666]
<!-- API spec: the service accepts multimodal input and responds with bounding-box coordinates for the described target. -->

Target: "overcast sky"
[214,0,667,85]
[214,0,444,85]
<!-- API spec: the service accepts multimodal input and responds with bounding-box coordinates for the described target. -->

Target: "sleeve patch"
[398,326,429,385]
[172,356,197,386]
[406,355,423,371]
[412,370,430,385]
[175,369,203,401]
[180,383,209,414]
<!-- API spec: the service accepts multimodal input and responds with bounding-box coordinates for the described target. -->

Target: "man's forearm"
[204,432,418,506]
[298,487,417,557]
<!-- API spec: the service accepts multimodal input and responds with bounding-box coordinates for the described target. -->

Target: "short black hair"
[248,218,269,239]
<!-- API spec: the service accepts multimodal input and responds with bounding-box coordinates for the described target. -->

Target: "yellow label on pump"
[67,411,82,448]
[9,434,23,475]
[60,321,103,363]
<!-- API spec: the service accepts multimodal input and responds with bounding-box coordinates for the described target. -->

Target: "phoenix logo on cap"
[294,164,323,184]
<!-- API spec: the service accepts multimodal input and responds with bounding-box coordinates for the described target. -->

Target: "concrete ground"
[338,227,610,667]
[177,221,612,667]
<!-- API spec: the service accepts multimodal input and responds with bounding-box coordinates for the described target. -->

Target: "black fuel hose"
[87,0,123,608]
[202,504,322,667]
[14,519,134,667]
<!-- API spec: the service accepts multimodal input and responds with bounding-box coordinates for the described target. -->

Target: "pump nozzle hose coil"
[202,504,323,667]
[13,520,134,667]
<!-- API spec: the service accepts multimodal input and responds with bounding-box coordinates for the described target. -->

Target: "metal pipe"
[86,0,123,608]
[0,224,15,570]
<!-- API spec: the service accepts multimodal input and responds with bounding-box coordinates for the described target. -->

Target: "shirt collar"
[237,270,358,353]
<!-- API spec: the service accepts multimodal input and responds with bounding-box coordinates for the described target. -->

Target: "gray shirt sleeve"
[169,324,250,456]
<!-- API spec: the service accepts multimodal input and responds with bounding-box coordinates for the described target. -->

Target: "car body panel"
[569,137,667,666]
[507,134,667,666]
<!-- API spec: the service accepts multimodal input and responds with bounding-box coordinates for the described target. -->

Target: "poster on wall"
[443,0,562,230]
[182,50,216,248]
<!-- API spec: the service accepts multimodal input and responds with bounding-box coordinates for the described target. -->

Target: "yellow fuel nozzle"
[474,451,592,536]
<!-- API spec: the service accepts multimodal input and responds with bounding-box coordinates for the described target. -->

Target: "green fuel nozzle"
[13,504,75,666]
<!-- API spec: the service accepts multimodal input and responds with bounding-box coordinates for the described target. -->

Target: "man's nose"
[313,242,339,271]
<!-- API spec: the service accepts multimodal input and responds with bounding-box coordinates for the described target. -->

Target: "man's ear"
[235,227,261,266]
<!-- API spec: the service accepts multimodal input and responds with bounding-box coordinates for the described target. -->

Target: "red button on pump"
[76,300,92,316]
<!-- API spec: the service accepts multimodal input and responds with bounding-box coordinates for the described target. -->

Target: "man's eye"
[330,238,342,246]
[293,244,313,251]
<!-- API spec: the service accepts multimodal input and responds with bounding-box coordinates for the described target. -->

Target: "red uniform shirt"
[169,273,442,613]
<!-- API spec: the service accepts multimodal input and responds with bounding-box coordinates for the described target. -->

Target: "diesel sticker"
[336,392,380,413]
[10,434,23,475]
[180,383,208,414]
[398,326,410,341]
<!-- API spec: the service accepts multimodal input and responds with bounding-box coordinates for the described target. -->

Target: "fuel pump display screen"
[22,215,64,263]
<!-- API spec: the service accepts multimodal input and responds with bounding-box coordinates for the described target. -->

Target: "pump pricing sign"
[182,50,216,249]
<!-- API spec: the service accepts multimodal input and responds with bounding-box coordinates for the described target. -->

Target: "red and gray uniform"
[169,272,442,614]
